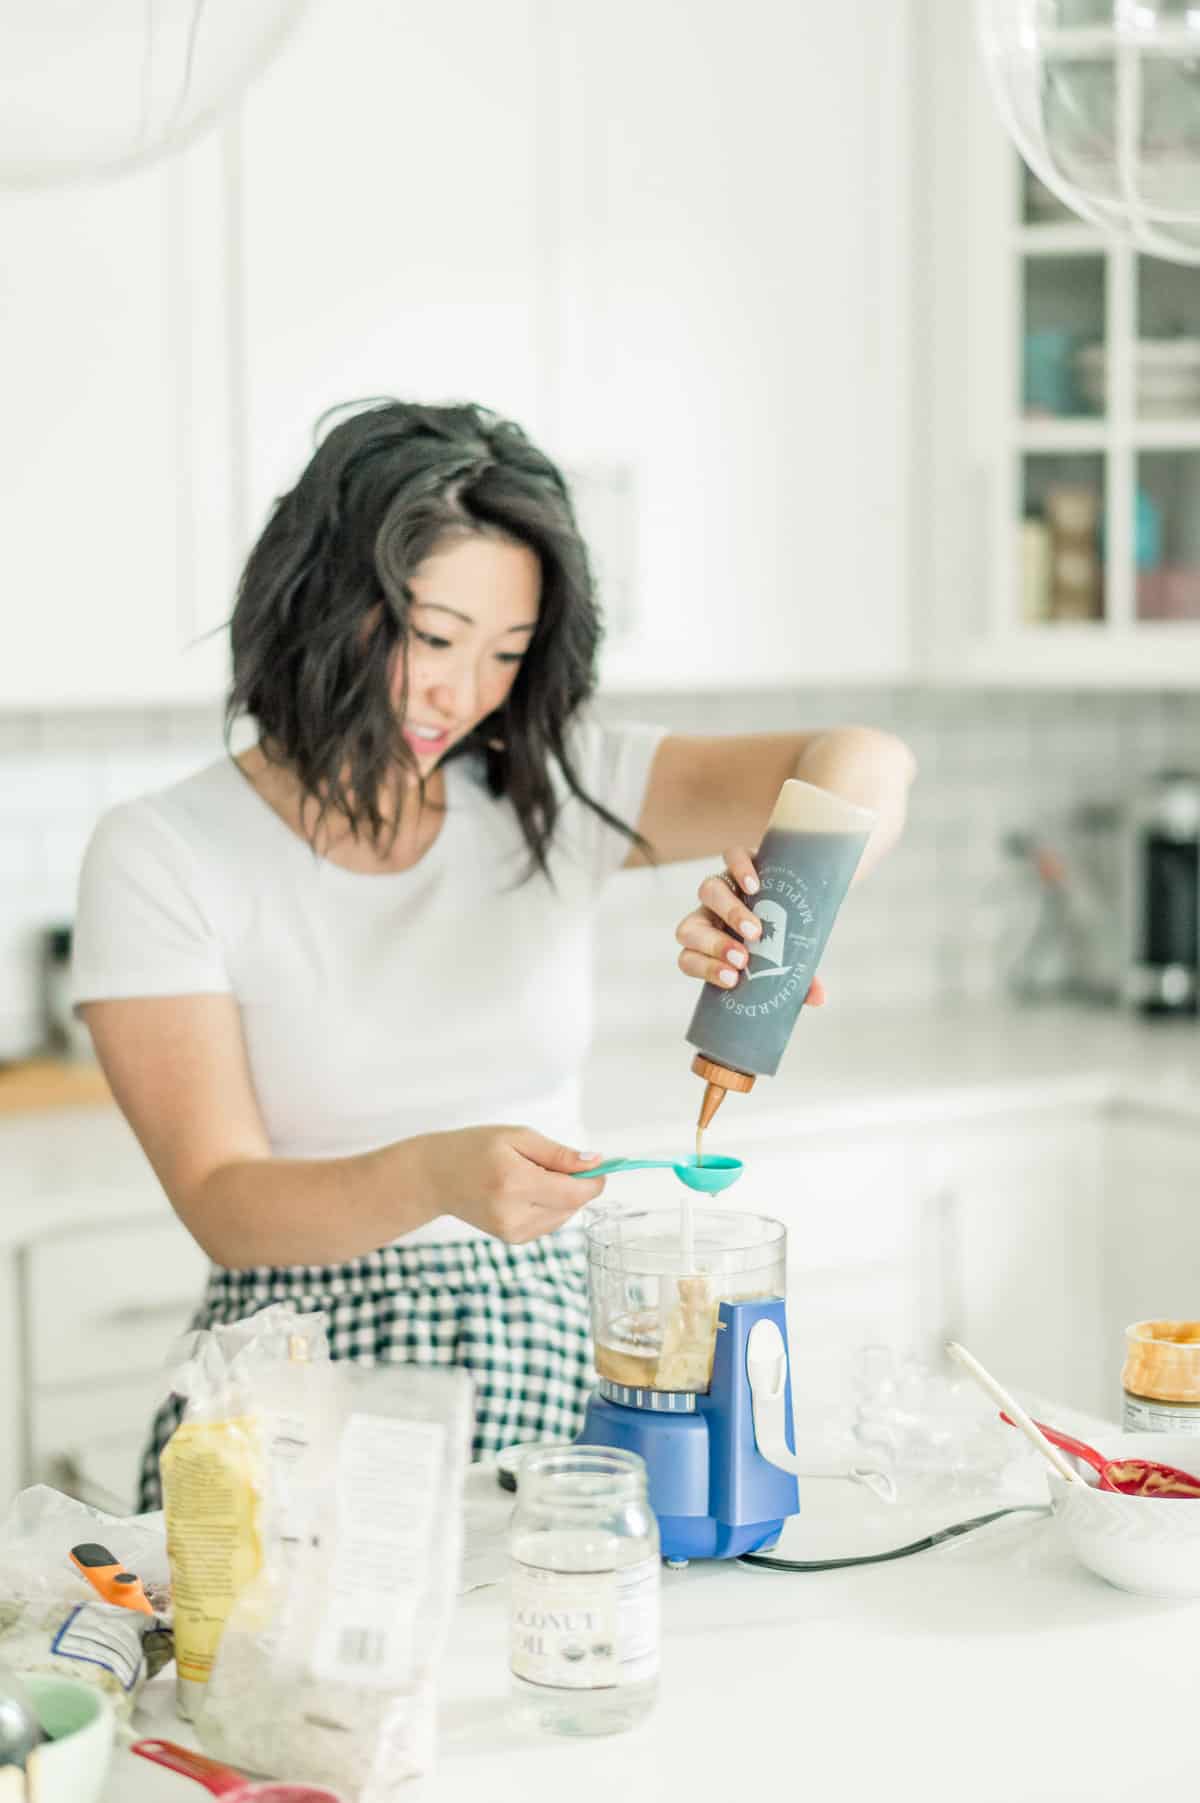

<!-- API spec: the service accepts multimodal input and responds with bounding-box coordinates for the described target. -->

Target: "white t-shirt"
[71,718,666,1245]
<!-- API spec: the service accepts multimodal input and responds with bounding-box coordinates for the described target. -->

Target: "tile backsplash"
[2,688,1198,1059]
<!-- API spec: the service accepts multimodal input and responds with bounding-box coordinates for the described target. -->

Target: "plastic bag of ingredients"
[851,1345,1044,1505]
[197,1363,473,1803]
[0,1484,172,1718]
[161,1302,330,1720]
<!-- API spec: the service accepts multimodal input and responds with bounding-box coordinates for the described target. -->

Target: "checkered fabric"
[136,1232,595,1513]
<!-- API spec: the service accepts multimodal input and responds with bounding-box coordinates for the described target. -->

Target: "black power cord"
[737,1504,1050,1572]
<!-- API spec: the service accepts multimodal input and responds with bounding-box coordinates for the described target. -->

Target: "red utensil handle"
[131,1739,247,1797]
[999,1411,1105,1473]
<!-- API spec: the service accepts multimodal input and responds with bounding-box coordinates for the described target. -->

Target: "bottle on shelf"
[1045,485,1103,622]
[1020,515,1052,623]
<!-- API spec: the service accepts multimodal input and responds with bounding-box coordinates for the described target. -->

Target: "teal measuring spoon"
[570,1155,744,1194]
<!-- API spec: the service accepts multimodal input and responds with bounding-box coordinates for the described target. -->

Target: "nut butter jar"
[1122,1321,1200,1434]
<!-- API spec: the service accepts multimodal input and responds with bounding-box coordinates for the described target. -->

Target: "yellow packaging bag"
[158,1304,329,1722]
[161,1414,263,1720]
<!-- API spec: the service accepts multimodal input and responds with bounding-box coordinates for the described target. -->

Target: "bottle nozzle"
[690,1054,756,1135]
[698,1081,727,1132]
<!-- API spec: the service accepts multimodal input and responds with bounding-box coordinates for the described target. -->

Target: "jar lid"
[494,1439,572,1494]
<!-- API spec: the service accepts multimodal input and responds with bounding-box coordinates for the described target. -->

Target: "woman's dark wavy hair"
[225,399,648,879]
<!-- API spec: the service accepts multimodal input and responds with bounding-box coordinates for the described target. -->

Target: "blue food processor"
[576,1207,804,1565]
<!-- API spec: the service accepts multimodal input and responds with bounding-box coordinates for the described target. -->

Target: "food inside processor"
[594,1275,721,1392]
[587,1207,785,1395]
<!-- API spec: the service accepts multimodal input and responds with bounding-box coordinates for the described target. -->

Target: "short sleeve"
[71,800,232,1007]
[559,715,667,882]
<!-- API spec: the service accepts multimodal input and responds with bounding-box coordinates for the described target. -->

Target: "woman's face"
[392,532,541,769]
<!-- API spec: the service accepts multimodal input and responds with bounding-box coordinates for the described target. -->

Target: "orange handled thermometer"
[69,1542,154,1615]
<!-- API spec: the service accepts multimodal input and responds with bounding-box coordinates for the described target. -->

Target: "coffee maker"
[1127,772,1200,1015]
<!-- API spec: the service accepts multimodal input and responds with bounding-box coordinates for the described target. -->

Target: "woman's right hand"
[675,847,764,990]
[412,1125,606,1243]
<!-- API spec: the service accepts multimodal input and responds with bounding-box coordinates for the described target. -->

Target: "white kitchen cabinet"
[236,0,913,692]
[0,137,237,709]
[920,0,1200,688]
[0,1254,22,1510]
[31,1375,181,1516]
[4,1,914,709]
[236,0,549,545]
[733,1100,1109,1425]
[27,1217,207,1389]
[18,1213,208,1514]
[946,1106,1107,1414]
[1100,1103,1200,1408]
[551,0,913,690]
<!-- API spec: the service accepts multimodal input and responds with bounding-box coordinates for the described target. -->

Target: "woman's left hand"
[674,844,827,1003]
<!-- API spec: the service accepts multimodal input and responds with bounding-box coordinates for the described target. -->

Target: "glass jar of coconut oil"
[508,1446,659,1737]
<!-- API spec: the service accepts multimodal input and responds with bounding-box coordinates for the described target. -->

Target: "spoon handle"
[569,1158,669,1178]
[1000,1412,1105,1477]
[946,1342,1085,1486]
[131,1739,246,1796]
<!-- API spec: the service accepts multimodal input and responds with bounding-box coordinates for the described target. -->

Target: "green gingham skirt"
[136,1232,594,1513]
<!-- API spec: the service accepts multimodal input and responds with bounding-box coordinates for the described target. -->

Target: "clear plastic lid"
[585,1207,785,1281]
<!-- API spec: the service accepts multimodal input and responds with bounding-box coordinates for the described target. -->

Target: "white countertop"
[4,1002,1200,1252]
[17,1010,1199,1800]
[106,1438,1199,1803]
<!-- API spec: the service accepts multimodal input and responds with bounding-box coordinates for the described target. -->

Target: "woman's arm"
[81,996,604,1268]
[626,727,917,876]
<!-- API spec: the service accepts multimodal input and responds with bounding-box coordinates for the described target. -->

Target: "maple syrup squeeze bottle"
[688,778,875,1132]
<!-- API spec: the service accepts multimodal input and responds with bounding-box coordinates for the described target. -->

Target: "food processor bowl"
[586,1208,786,1393]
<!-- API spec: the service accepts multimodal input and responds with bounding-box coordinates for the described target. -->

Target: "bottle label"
[1123,1394,1200,1435]
[687,827,869,1077]
[509,1557,659,1691]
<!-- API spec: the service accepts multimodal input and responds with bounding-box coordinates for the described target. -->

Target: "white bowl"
[1049,1432,1200,1598]
[21,1673,115,1803]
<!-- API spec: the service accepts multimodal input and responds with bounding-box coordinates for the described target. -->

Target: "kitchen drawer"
[27,1217,208,1389]
[31,1372,175,1514]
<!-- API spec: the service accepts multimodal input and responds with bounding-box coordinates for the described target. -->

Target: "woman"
[71,399,915,1508]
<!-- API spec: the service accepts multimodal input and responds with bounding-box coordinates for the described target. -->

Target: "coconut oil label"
[613,1557,660,1684]
[509,1557,659,1691]
[510,1562,618,1690]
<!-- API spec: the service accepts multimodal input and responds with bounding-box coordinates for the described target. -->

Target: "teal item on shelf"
[1023,328,1079,416]
[1100,489,1163,569]
[1136,488,1163,570]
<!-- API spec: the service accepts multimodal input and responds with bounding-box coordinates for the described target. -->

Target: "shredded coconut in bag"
[198,1363,472,1801]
